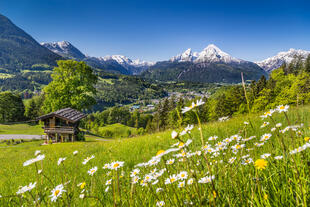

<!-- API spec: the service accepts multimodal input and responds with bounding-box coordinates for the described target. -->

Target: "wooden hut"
[37,108,86,142]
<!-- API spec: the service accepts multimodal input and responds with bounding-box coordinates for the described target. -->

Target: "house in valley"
[37,108,86,142]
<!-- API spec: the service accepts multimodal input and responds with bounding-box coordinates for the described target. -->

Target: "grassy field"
[0,104,310,206]
[0,123,44,135]
[97,123,139,138]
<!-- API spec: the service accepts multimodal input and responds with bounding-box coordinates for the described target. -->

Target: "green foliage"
[43,60,98,112]
[0,91,25,123]
[96,123,139,138]
[24,95,44,120]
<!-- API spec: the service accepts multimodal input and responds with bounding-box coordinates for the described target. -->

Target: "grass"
[0,104,310,206]
[0,123,44,135]
[97,123,139,138]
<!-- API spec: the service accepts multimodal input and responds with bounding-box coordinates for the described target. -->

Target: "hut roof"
[37,108,86,123]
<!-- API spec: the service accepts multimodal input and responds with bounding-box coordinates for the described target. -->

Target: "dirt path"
[0,134,44,140]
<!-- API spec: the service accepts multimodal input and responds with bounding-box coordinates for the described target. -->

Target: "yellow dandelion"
[213,191,217,198]
[254,159,268,170]
[264,194,268,200]
[304,137,310,142]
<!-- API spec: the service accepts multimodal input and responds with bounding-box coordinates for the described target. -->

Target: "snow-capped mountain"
[103,55,155,73]
[256,48,310,72]
[170,48,199,62]
[170,44,242,64]
[41,41,154,75]
[41,41,86,60]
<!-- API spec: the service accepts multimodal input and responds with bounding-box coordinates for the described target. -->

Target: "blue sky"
[1,0,310,62]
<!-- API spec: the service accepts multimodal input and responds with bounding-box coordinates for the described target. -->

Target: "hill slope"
[0,14,61,72]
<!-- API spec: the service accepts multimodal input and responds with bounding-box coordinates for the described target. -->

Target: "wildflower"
[198,175,215,184]
[274,156,283,160]
[50,184,66,202]
[264,194,268,200]
[144,174,153,182]
[132,176,139,184]
[156,188,163,193]
[156,201,165,207]
[152,180,159,185]
[260,122,270,128]
[187,178,194,185]
[34,150,41,156]
[87,166,98,176]
[178,171,188,180]
[181,99,205,113]
[166,159,175,165]
[23,154,45,167]
[78,182,86,189]
[244,121,249,125]
[130,169,140,177]
[103,163,111,169]
[271,127,276,131]
[110,161,124,170]
[223,138,232,143]
[105,186,109,192]
[260,153,271,159]
[276,105,289,113]
[37,169,43,174]
[276,123,282,128]
[79,194,85,199]
[218,116,229,122]
[180,125,194,136]
[231,135,242,142]
[305,137,310,142]
[260,110,275,119]
[16,182,36,194]
[260,133,272,142]
[178,181,185,188]
[254,159,268,170]
[208,136,218,141]
[228,157,236,164]
[242,158,253,165]
[148,157,160,166]
[57,157,66,166]
[106,179,112,185]
[165,174,178,184]
[254,142,265,147]
[73,151,78,155]
[231,144,245,150]
[242,136,256,142]
[82,155,95,165]
[171,130,179,139]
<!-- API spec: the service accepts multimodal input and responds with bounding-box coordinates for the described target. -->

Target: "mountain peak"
[41,41,86,60]
[256,48,310,72]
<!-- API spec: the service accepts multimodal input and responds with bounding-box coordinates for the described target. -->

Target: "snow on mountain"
[170,44,242,64]
[103,55,155,69]
[41,41,86,60]
[170,48,199,62]
[256,48,310,72]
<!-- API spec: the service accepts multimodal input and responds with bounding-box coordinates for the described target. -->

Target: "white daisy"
[50,184,66,202]
[87,166,98,176]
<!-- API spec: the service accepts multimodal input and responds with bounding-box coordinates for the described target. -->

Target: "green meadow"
[0,105,310,206]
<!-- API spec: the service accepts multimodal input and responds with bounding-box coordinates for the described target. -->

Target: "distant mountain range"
[256,49,310,72]
[41,41,154,75]
[0,13,309,84]
[140,44,268,83]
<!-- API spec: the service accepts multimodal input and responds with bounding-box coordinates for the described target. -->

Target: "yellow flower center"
[170,178,175,182]
[156,150,165,156]
[236,145,241,149]
[54,190,60,196]
[80,182,86,189]
[304,137,310,142]
[178,142,184,147]
[280,106,285,110]
[113,163,119,168]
